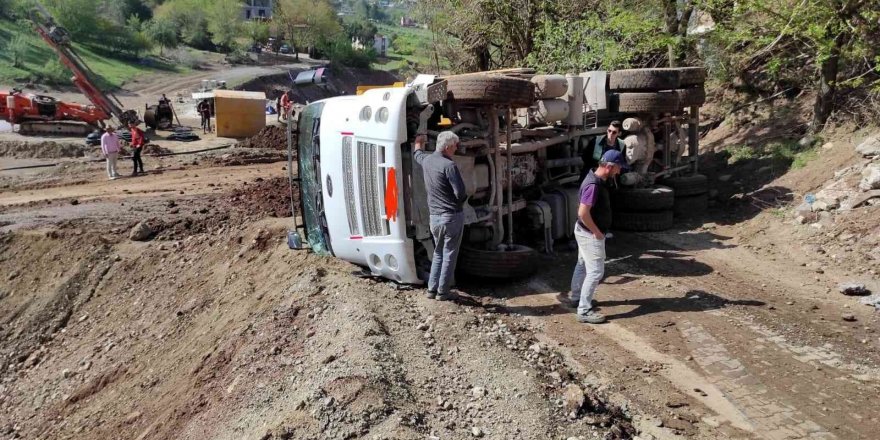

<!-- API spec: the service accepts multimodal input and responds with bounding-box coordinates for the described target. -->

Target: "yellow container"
[213,89,266,138]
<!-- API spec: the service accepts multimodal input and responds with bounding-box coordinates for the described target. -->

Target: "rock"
[528,343,543,354]
[62,369,73,379]
[718,174,732,182]
[859,295,880,310]
[471,387,487,398]
[798,135,816,148]
[124,411,141,424]
[838,283,870,296]
[861,164,880,191]
[129,222,153,241]
[562,384,585,413]
[821,142,835,150]
[840,190,880,210]
[471,427,483,437]
[856,135,880,157]
[842,314,857,322]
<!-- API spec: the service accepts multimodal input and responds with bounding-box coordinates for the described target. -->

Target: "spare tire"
[675,67,707,87]
[612,210,674,232]
[611,92,680,114]
[445,74,535,108]
[673,193,709,217]
[458,244,538,279]
[612,186,675,211]
[661,174,708,197]
[609,68,681,91]
[676,87,706,107]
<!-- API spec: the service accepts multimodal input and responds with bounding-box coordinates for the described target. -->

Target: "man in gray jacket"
[413,131,467,301]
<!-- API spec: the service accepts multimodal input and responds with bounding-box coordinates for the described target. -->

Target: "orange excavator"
[0,2,139,136]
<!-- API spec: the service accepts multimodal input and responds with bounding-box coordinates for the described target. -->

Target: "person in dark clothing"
[128,122,145,175]
[581,120,624,180]
[413,131,467,301]
[560,149,625,324]
[197,99,212,133]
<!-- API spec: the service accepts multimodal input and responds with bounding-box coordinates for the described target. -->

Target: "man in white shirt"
[101,126,121,180]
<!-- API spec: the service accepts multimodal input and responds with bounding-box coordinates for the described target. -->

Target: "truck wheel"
[675,67,707,87]
[609,68,681,91]
[458,244,538,279]
[612,210,674,232]
[445,74,535,108]
[676,87,706,107]
[673,193,708,217]
[611,92,680,113]
[611,186,674,211]
[661,174,708,197]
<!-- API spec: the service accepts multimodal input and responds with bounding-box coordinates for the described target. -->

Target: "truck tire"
[445,74,535,108]
[611,92,680,113]
[675,67,707,86]
[611,186,675,211]
[673,193,708,217]
[609,68,681,91]
[676,87,706,107]
[612,210,674,232]
[661,174,708,197]
[458,244,538,279]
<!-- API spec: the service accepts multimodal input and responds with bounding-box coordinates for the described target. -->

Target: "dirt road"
[1,144,878,439]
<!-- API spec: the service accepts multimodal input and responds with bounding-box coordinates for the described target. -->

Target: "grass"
[0,18,180,89]
[375,23,447,73]
[725,139,820,170]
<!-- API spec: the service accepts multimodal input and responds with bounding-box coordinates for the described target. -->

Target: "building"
[242,0,273,20]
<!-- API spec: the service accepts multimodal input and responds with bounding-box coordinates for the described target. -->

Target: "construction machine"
[0,2,139,136]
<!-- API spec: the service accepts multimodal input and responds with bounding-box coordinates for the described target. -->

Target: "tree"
[146,16,178,56]
[207,0,244,52]
[154,0,212,49]
[242,19,270,44]
[6,34,28,68]
[276,0,342,52]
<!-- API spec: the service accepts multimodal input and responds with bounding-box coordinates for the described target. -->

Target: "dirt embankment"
[236,65,400,103]
[0,140,97,159]
[0,206,634,440]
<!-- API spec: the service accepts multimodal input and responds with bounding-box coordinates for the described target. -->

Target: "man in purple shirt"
[560,149,626,324]
[100,126,121,180]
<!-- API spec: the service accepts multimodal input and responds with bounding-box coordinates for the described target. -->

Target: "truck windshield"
[297,102,331,255]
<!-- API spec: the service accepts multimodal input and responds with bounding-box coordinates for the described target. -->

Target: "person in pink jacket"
[101,126,121,180]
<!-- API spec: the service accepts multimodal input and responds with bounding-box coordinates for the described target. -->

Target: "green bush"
[322,37,376,68]
[5,33,27,67]
[38,58,70,84]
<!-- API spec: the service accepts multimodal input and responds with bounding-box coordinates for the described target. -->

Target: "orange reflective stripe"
[385,167,398,221]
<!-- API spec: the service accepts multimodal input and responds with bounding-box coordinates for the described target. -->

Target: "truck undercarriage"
[294,67,708,283]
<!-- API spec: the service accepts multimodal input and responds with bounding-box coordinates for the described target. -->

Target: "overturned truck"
[292,67,708,282]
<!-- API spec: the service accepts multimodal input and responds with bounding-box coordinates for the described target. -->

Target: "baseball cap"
[600,149,627,168]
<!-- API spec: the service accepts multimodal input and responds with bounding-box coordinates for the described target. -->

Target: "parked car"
[248,43,262,53]
[279,44,292,54]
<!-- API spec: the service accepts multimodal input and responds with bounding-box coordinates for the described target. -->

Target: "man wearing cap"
[101,126,121,180]
[562,149,625,324]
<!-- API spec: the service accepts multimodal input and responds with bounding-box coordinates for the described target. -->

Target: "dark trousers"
[132,147,144,173]
[201,114,212,132]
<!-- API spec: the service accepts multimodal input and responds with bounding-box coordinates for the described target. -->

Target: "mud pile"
[227,177,297,218]
[0,140,94,159]
[142,144,173,155]
[237,125,289,151]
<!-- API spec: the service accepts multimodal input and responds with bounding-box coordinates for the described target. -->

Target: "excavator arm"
[30,2,138,127]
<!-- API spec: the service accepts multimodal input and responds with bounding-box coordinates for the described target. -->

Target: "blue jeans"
[428,212,464,295]
[569,223,605,315]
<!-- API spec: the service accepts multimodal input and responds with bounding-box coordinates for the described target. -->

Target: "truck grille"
[357,141,389,236]
[342,137,359,236]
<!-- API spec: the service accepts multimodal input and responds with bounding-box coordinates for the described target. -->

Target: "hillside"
[0,18,180,89]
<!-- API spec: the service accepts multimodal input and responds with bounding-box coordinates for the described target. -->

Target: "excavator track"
[19,121,95,137]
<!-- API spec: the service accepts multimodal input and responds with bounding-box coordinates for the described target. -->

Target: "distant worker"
[275,93,284,122]
[560,150,626,324]
[197,99,212,133]
[581,120,624,181]
[128,122,145,176]
[413,132,467,301]
[279,91,291,121]
[101,126,121,180]
[159,93,170,106]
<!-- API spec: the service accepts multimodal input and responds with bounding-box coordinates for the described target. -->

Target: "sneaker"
[576,310,606,324]
[436,292,458,302]
[426,290,437,299]
[556,292,578,308]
